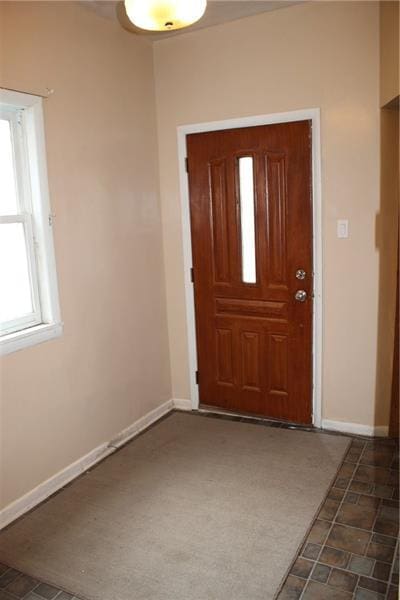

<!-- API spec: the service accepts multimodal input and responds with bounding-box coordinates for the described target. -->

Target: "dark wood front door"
[187,121,313,424]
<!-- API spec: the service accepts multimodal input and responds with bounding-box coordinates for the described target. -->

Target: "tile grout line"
[384,537,399,600]
[362,445,399,594]
[348,442,383,597]
[334,442,392,596]
[0,564,88,600]
[271,436,355,600]
[297,439,366,599]
[362,442,385,585]
[297,438,399,599]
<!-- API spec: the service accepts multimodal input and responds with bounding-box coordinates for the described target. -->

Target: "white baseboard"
[108,399,174,448]
[174,404,390,438]
[322,419,389,437]
[0,399,174,531]
[172,398,192,411]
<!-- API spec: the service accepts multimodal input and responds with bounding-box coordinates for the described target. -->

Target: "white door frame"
[176,108,322,427]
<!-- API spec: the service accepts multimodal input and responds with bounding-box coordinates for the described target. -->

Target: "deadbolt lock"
[295,269,306,280]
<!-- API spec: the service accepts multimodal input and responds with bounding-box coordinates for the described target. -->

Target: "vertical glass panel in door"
[0,222,34,325]
[238,157,256,284]
[0,119,19,216]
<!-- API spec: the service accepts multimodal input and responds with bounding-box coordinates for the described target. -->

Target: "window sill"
[0,322,63,356]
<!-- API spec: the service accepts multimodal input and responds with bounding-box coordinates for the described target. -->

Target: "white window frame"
[0,88,62,355]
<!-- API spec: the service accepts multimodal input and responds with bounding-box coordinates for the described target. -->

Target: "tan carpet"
[0,412,350,600]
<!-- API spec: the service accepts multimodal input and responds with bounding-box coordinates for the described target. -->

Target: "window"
[238,156,256,284]
[0,89,62,355]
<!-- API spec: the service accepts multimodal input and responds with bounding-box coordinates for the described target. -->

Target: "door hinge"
[195,370,199,385]
[185,157,189,173]
[190,267,194,283]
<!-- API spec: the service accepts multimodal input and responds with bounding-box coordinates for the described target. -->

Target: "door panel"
[266,153,288,288]
[210,159,230,284]
[187,121,313,424]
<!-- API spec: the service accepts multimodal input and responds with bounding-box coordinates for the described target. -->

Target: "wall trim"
[322,419,389,438]
[172,398,192,411]
[0,322,63,357]
[108,400,173,448]
[176,402,387,438]
[0,399,174,530]
[177,108,323,427]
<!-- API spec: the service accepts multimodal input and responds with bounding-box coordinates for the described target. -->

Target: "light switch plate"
[337,219,349,239]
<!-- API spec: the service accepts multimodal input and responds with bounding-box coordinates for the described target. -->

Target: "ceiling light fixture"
[124,0,207,32]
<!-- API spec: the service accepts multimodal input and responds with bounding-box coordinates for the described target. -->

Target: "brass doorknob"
[295,290,307,302]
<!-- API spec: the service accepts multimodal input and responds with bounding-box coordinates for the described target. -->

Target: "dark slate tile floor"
[0,411,398,600]
[0,568,82,600]
[277,436,399,600]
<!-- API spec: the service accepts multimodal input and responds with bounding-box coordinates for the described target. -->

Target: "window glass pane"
[0,118,19,216]
[238,157,256,284]
[0,222,34,324]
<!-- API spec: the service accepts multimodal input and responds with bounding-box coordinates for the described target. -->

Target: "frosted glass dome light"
[124,0,207,31]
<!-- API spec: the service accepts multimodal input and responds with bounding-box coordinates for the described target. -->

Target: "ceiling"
[80,1,302,40]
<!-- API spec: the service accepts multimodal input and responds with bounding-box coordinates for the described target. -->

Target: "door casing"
[176,108,322,427]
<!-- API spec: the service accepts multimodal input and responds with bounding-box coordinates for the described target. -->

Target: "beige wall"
[154,1,382,427]
[0,1,171,509]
